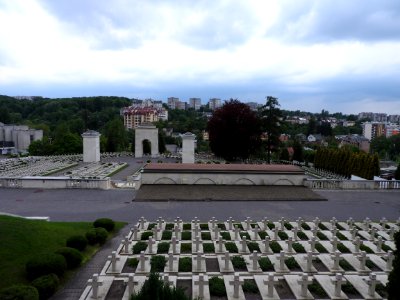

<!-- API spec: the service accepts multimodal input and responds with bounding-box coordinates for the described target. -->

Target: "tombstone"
[369,227,377,242]
[82,130,101,163]
[350,227,358,240]
[213,227,220,240]
[127,274,139,296]
[252,225,260,240]
[139,217,146,229]
[148,237,156,254]
[364,217,371,230]
[331,237,338,252]
[297,273,313,298]
[194,273,209,299]
[277,250,286,271]
[193,235,202,252]
[135,124,159,158]
[173,226,182,240]
[331,225,337,237]
[354,236,361,253]
[389,227,395,240]
[194,252,205,272]
[331,251,341,270]
[193,217,199,226]
[227,217,234,230]
[229,273,244,298]
[331,273,345,298]
[273,227,279,240]
[386,251,394,271]
[376,236,383,252]
[304,251,315,272]
[163,274,173,286]
[286,237,294,253]
[152,226,161,240]
[279,217,285,230]
[262,217,269,230]
[240,237,248,253]
[131,225,140,240]
[292,227,299,241]
[234,225,240,240]
[367,272,378,297]
[216,236,226,253]
[175,217,182,228]
[182,132,196,163]
[139,251,148,271]
[311,226,318,238]
[330,217,337,228]
[210,217,217,229]
[88,273,102,299]
[193,224,200,237]
[263,236,271,253]
[108,251,120,273]
[171,237,179,254]
[380,217,388,229]
[309,237,316,253]
[264,272,278,298]
[222,251,231,271]
[313,217,320,228]
[122,237,130,254]
[245,217,252,230]
[358,251,367,271]
[296,217,303,229]
[250,251,259,270]
[347,217,354,228]
[168,252,177,271]
[157,217,164,228]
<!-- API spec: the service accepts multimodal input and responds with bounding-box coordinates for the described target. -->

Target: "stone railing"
[0,177,111,190]
[305,179,400,190]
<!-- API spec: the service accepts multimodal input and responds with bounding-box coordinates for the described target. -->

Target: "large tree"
[259,96,282,163]
[207,99,261,161]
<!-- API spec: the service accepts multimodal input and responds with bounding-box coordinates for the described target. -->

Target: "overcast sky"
[1,0,400,114]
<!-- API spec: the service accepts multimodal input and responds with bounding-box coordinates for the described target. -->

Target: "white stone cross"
[250,251,259,270]
[279,217,285,230]
[139,216,146,229]
[147,237,156,254]
[277,250,286,271]
[194,273,209,298]
[174,217,182,227]
[152,226,161,240]
[163,274,173,286]
[369,227,377,241]
[210,217,217,229]
[213,227,220,240]
[366,272,378,297]
[193,224,200,237]
[108,251,120,272]
[296,217,303,229]
[386,250,394,271]
[193,235,203,252]
[331,225,337,237]
[286,237,294,253]
[380,217,387,229]
[331,273,345,298]
[262,217,269,230]
[227,217,234,230]
[131,225,139,240]
[245,217,252,230]
[216,236,225,252]
[358,251,367,270]
[240,237,248,252]
[364,217,371,230]
[139,251,148,271]
[313,217,320,228]
[122,237,130,254]
[168,252,177,271]
[309,237,316,252]
[171,237,179,254]
[389,227,395,239]
[292,227,299,241]
[173,225,181,240]
[252,225,260,239]
[311,226,318,238]
[273,227,279,240]
[229,273,244,298]
[88,273,102,299]
[298,273,313,298]
[234,225,240,240]
[194,252,205,271]
[376,236,383,252]
[264,272,278,297]
[354,236,361,253]
[330,217,337,227]
[127,274,139,296]
[347,217,354,227]
[350,227,358,240]
[304,251,314,272]
[222,251,230,270]
[331,250,341,270]
[193,217,199,226]
[264,236,271,253]
[157,216,164,228]
[331,236,338,252]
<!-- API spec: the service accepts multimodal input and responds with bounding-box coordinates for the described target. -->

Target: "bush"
[247,242,261,252]
[203,243,215,253]
[141,231,152,240]
[270,241,282,253]
[95,227,108,245]
[220,232,231,240]
[178,257,192,272]
[32,274,59,300]
[201,232,211,240]
[183,224,191,230]
[132,242,147,254]
[285,257,300,269]
[0,285,39,300]
[55,247,83,269]
[150,256,167,272]
[85,229,97,245]
[127,258,139,268]
[161,230,172,240]
[157,242,170,254]
[292,243,306,253]
[181,231,191,240]
[315,243,328,253]
[93,218,115,232]
[66,235,88,251]
[278,231,288,240]
[231,256,247,269]
[297,232,308,240]
[26,254,67,280]
[209,277,226,297]
[240,232,251,239]
[180,243,192,253]
[225,242,238,253]
[243,279,259,293]
[258,257,274,271]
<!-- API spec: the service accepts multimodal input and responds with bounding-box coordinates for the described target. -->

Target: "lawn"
[0,215,126,290]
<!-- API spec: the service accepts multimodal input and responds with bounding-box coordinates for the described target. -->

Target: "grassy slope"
[0,215,125,289]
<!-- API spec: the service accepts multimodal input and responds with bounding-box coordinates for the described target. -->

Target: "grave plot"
[80,216,396,300]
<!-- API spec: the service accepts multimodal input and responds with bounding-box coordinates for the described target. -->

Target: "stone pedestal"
[182,132,195,164]
[82,130,101,163]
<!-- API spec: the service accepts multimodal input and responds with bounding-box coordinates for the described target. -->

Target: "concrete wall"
[0,177,111,189]
[304,179,400,189]
[141,172,305,186]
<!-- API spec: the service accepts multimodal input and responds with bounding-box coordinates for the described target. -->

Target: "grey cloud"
[268,0,400,43]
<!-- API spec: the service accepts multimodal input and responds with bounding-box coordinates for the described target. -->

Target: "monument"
[181,132,195,163]
[81,130,101,163]
[135,124,159,158]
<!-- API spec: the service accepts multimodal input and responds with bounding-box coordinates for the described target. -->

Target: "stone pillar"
[82,130,101,163]
[182,132,195,163]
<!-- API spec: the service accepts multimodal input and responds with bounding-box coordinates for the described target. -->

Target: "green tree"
[394,164,400,180]
[260,96,282,163]
[307,117,317,135]
[292,140,304,162]
[207,99,261,161]
[388,231,400,300]
[279,148,290,161]
[103,118,128,152]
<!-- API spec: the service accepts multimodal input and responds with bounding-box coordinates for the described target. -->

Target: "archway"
[142,139,151,155]
[135,124,159,158]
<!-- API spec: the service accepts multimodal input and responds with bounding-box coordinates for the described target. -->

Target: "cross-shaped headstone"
[222,251,230,270]
[330,217,337,228]
[347,217,354,228]
[264,272,277,298]
[171,237,179,254]
[127,274,139,296]
[148,237,156,254]
[369,227,377,242]
[131,225,139,240]
[152,226,161,240]
[296,217,303,229]
[366,272,378,297]
[279,217,285,230]
[194,252,204,271]
[157,216,164,228]
[311,226,318,238]
[380,217,387,229]
[252,225,260,240]
[234,225,240,240]
[245,217,252,230]
[175,217,182,228]
[331,225,337,237]
[139,216,146,229]
[331,273,345,298]
[168,252,177,271]
[298,273,312,298]
[193,224,200,237]
[194,273,209,298]
[250,251,259,270]
[264,236,271,253]
[304,251,314,272]
[364,217,371,230]
[273,227,279,240]
[108,251,120,272]
[216,236,225,253]
[331,236,338,252]
[227,217,234,230]
[88,273,102,299]
[331,250,341,270]
[139,251,148,271]
[193,235,202,252]
[350,227,358,240]
[173,225,181,240]
[313,217,320,228]
[193,217,199,226]
[376,236,383,252]
[277,250,286,271]
[386,250,394,271]
[292,227,299,241]
[213,227,220,240]
[309,237,316,252]
[122,237,130,254]
[163,274,173,286]
[210,217,217,229]
[389,227,395,240]
[240,237,247,252]
[286,237,294,253]
[229,273,244,298]
[354,236,361,253]
[262,217,269,230]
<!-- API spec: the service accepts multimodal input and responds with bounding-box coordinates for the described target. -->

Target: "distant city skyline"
[1,0,399,114]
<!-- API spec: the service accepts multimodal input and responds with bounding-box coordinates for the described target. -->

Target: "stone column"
[182,132,196,163]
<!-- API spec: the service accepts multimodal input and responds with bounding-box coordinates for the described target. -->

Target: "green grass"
[317,232,328,240]
[165,223,174,230]
[270,241,283,253]
[141,231,152,240]
[337,243,351,253]
[240,232,251,239]
[199,223,208,230]
[336,232,348,240]
[285,257,300,269]
[301,223,310,230]
[267,222,275,229]
[183,224,191,230]
[157,242,170,254]
[161,230,172,240]
[0,215,125,290]
[339,259,356,271]
[209,276,226,297]
[233,223,244,230]
[132,241,148,254]
[180,243,192,253]
[360,244,374,254]
[181,231,191,240]
[217,223,226,230]
[308,280,328,298]
[284,222,293,230]
[150,255,167,272]
[292,242,306,253]
[258,231,268,239]
[318,223,328,230]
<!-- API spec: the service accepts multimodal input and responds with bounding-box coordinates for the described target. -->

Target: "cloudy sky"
[1,0,400,114]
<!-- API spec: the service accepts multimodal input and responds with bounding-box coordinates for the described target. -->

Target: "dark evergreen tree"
[387,231,400,300]
[292,140,304,162]
[395,164,400,180]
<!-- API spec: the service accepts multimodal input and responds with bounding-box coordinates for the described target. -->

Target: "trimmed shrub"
[157,242,170,254]
[247,242,261,252]
[95,227,108,245]
[141,231,152,240]
[231,256,247,269]
[132,242,147,254]
[150,255,167,272]
[127,258,139,268]
[203,243,215,253]
[26,254,67,280]
[258,257,274,271]
[85,229,97,245]
[242,279,259,293]
[55,247,83,269]
[180,243,192,253]
[209,277,226,297]
[220,232,231,240]
[0,285,39,300]
[161,230,172,240]
[178,257,192,272]
[32,273,59,300]
[66,235,88,251]
[93,218,115,232]
[225,242,239,253]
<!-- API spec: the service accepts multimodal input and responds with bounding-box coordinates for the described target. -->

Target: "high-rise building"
[189,98,201,110]
[167,97,180,109]
[362,122,385,141]
[0,123,43,153]
[209,98,222,110]
[122,107,167,129]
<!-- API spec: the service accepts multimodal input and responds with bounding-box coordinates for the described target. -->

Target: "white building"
[189,98,201,110]
[0,123,43,153]
[209,98,222,110]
